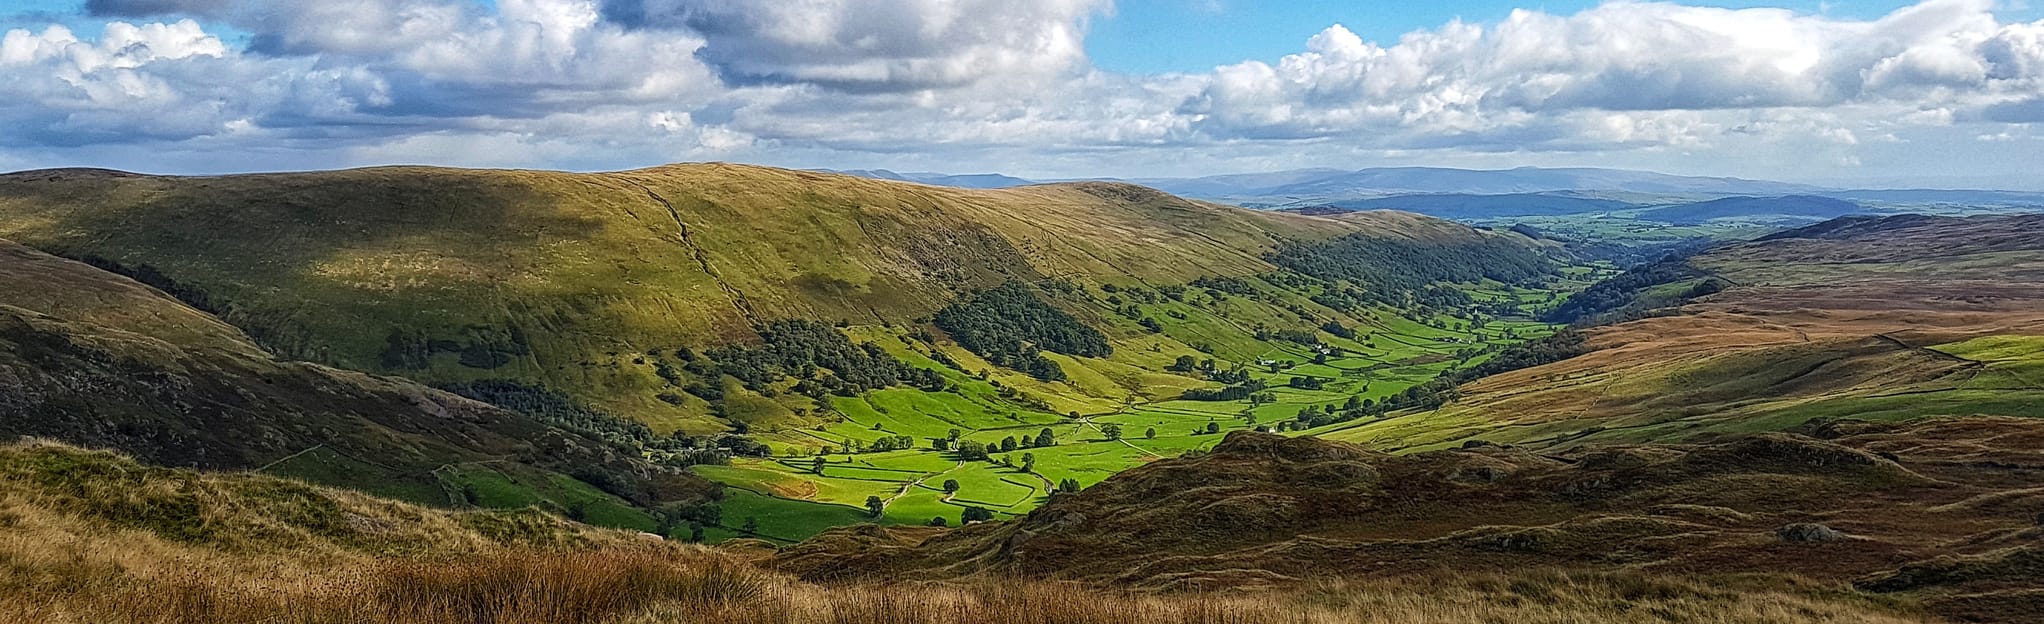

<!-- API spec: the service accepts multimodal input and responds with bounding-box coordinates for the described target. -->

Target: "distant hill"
[1825,188,2044,206]
[1138,166,1823,199]
[1319,193,1637,220]
[1329,212,2044,454]
[829,169,1036,189]
[1638,195,1868,224]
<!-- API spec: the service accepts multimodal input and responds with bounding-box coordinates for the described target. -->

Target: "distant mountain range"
[1133,166,1826,199]
[829,165,2044,225]
[824,169,1036,189]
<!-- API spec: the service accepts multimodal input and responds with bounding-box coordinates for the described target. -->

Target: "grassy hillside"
[1324,213,2044,452]
[0,239,714,526]
[0,163,1595,542]
[0,165,1516,433]
[0,441,1932,624]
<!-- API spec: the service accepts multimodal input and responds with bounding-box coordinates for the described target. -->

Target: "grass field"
[687,271,1587,541]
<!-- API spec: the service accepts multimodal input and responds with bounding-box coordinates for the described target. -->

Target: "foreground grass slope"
[0,441,1926,624]
[0,164,1516,432]
[0,239,712,524]
[783,420,2044,622]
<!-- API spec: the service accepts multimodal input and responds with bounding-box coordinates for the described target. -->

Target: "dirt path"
[885,460,965,507]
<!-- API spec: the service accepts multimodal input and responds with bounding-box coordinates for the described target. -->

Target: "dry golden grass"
[0,545,1927,624]
[0,440,1927,624]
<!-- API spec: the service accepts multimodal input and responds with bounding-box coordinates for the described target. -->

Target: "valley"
[696,276,1576,541]
[2,164,2041,623]
[0,164,1594,543]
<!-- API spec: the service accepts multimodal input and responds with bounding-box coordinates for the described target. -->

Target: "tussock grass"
[0,441,1925,624]
[0,540,1926,624]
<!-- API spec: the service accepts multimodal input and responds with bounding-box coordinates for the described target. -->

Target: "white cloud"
[1178,0,2044,152]
[608,0,1108,92]
[3,0,2043,186]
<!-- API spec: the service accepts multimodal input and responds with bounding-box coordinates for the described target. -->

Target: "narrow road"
[884,460,964,507]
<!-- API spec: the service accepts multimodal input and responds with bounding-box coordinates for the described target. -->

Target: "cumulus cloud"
[3,0,2043,184]
[1180,0,2044,151]
[601,0,1108,92]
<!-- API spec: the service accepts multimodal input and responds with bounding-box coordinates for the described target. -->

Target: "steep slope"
[0,239,713,522]
[0,164,1527,432]
[780,424,2044,621]
[1322,213,2044,452]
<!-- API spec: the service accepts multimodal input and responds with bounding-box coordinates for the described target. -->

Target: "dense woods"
[1268,235,1554,304]
[1543,259,1704,324]
[441,379,654,447]
[706,319,945,396]
[934,282,1111,381]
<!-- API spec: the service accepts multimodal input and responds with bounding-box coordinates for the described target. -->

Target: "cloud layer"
[4,0,2042,185]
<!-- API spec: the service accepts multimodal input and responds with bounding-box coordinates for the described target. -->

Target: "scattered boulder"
[1775,523,1846,543]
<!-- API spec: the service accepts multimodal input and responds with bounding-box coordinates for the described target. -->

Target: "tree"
[1205,421,1221,435]
[810,456,826,474]
[688,523,706,543]
[1101,424,1123,440]
[956,440,990,461]
[961,507,995,523]
[1000,436,1018,452]
[741,516,759,535]
[928,516,949,527]
[1145,427,1157,439]
[1035,428,1056,447]
[948,428,962,443]
[865,495,885,518]
[942,479,960,495]
[1020,452,1036,473]
[1167,355,1200,372]
[1057,478,1082,494]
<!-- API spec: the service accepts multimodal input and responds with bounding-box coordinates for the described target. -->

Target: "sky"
[2,0,2043,188]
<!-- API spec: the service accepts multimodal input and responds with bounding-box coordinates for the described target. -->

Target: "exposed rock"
[1775,523,1846,543]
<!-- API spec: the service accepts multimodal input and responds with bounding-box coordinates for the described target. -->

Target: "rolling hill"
[1319,193,1638,219]
[1638,195,1869,224]
[0,164,1547,435]
[0,237,715,525]
[1317,213,2044,452]
[829,169,1036,189]
[1137,166,1823,199]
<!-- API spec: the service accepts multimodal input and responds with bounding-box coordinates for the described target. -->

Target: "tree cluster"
[1268,235,1553,305]
[933,282,1111,381]
[705,319,943,397]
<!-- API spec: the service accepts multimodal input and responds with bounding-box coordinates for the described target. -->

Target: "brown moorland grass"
[0,441,1924,624]
[0,550,1926,624]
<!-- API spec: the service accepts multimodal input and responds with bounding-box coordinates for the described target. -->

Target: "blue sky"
[2,0,2043,187]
